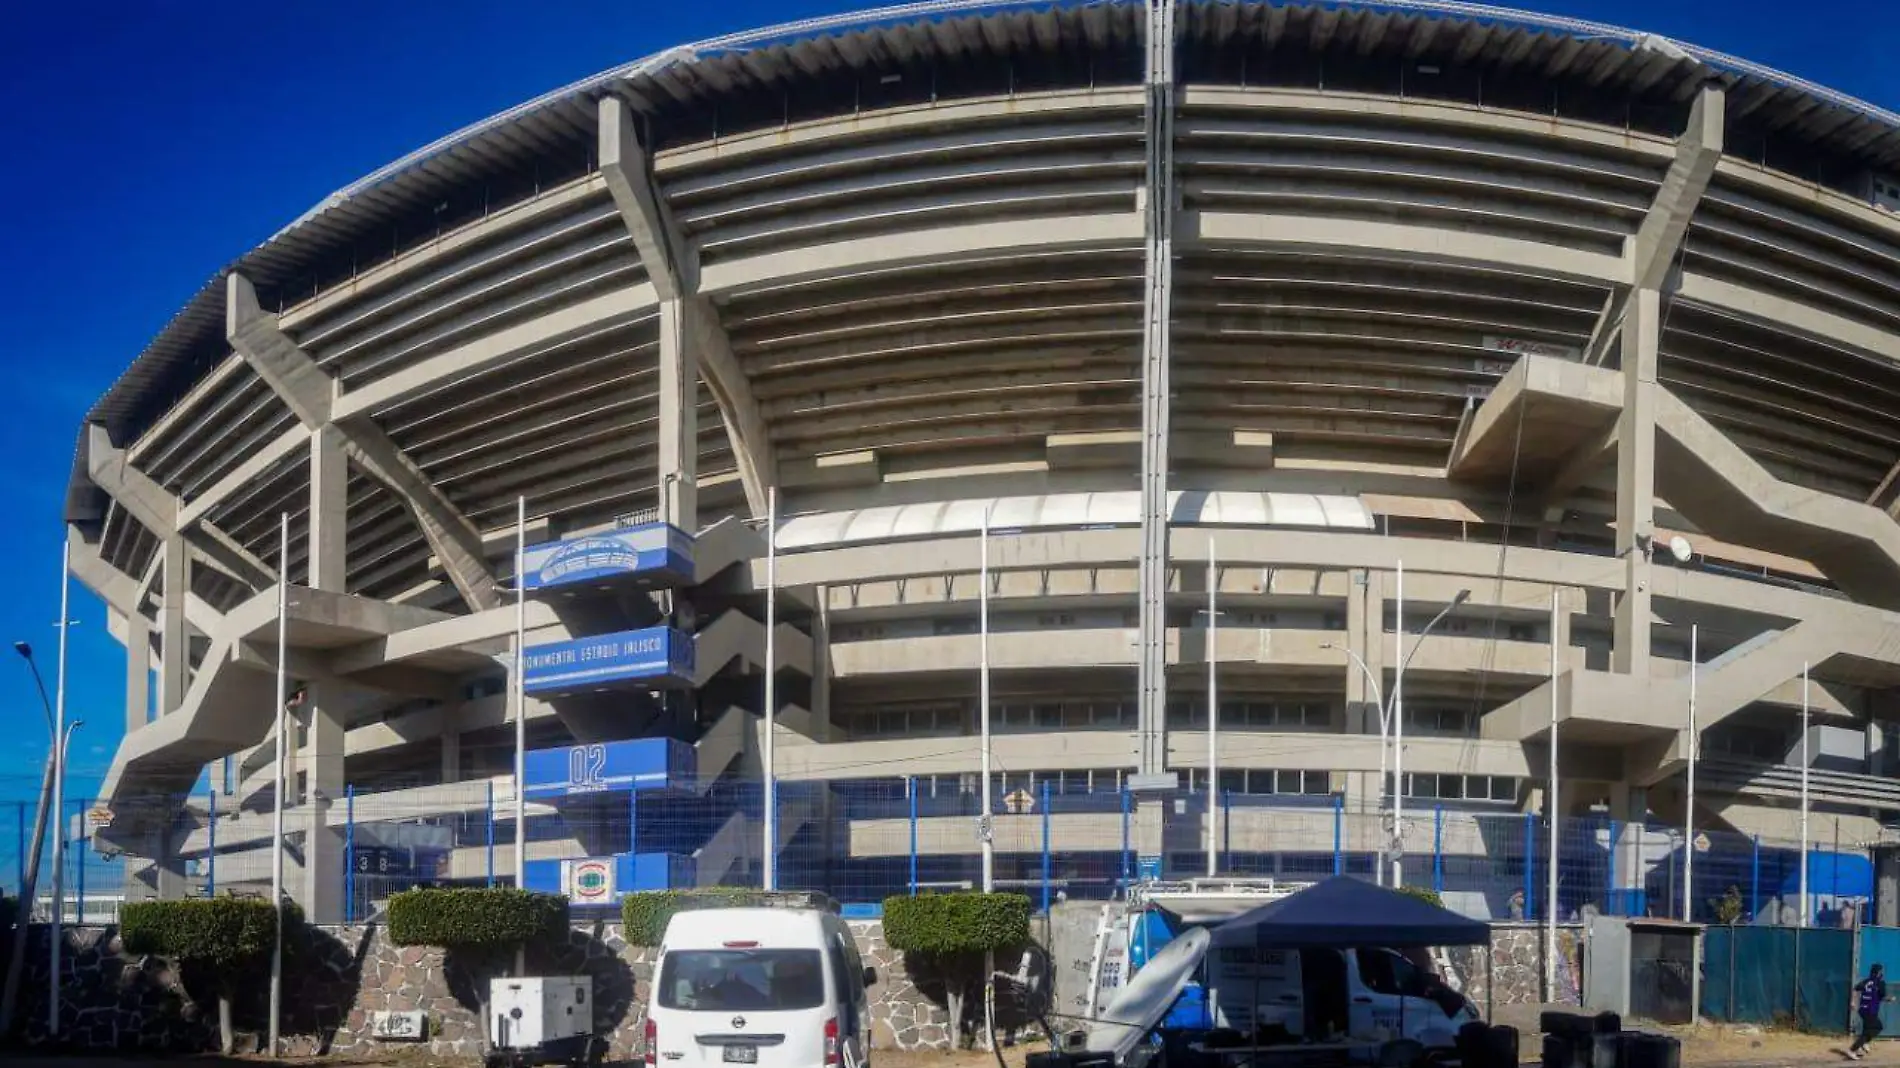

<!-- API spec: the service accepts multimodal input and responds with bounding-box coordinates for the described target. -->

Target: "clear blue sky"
[0,0,1892,828]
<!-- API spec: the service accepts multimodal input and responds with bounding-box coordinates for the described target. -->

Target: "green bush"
[120,897,295,970]
[1394,885,1445,909]
[883,892,1030,955]
[622,887,773,947]
[387,888,568,949]
[119,898,302,1052]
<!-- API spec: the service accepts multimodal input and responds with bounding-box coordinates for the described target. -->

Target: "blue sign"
[521,525,694,592]
[524,737,695,798]
[524,627,695,694]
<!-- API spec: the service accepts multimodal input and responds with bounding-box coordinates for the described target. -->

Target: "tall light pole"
[763,487,778,891]
[0,639,60,1036]
[1389,572,1470,889]
[1324,642,1387,882]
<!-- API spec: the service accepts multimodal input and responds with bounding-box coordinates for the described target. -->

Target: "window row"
[1402,773,1519,804]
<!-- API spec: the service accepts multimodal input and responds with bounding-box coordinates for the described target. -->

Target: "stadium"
[64,0,1900,925]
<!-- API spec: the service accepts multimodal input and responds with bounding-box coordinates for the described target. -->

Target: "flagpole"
[268,513,287,1056]
[1206,536,1218,879]
[1391,560,1405,888]
[1799,661,1811,928]
[514,497,527,889]
[1683,624,1698,922]
[763,487,778,891]
[979,507,994,895]
[1545,588,1559,998]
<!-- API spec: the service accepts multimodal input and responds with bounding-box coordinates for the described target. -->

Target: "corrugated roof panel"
[775,491,1373,549]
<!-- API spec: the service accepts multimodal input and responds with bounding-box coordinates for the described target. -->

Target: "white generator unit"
[487,976,599,1068]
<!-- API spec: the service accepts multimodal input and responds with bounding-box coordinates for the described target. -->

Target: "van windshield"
[658,949,826,1012]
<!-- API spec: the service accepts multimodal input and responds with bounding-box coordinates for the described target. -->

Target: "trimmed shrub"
[387,888,568,949]
[882,893,1031,1048]
[883,892,1030,955]
[1395,885,1445,909]
[120,898,302,1053]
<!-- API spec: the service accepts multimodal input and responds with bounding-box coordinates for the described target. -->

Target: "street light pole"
[0,639,60,1036]
[1389,575,1470,889]
[1327,643,1388,879]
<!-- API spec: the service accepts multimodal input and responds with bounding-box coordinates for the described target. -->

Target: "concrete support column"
[294,427,350,922]
[442,729,462,783]
[1613,288,1659,676]
[149,827,188,901]
[125,612,151,733]
[658,299,699,531]
[294,682,346,922]
[310,425,349,590]
[160,534,189,714]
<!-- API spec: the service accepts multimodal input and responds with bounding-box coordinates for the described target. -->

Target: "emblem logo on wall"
[539,537,641,586]
[565,858,617,905]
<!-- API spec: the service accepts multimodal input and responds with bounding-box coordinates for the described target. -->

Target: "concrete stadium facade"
[65,0,1900,921]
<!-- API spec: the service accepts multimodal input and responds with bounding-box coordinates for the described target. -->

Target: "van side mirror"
[862,966,878,987]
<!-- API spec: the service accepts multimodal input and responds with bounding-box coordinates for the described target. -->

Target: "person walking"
[1850,963,1893,1059]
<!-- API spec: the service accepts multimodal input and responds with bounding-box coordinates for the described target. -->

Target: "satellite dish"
[1668,535,1694,564]
[1085,926,1211,1060]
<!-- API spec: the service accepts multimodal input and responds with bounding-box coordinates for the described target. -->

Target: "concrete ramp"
[98,586,456,834]
[693,515,764,585]
[1653,390,1900,609]
[1453,353,1900,608]
[694,609,813,685]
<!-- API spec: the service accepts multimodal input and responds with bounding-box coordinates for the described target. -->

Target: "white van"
[1205,943,1478,1049]
[646,908,875,1068]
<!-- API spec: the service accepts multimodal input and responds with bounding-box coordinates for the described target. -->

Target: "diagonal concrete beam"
[1632,86,1725,292]
[227,273,500,611]
[1584,86,1726,366]
[85,424,274,591]
[600,95,774,517]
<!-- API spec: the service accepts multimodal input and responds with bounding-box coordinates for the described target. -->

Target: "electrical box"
[489,976,593,1051]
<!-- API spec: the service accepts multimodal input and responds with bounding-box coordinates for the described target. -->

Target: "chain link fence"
[53,777,1867,928]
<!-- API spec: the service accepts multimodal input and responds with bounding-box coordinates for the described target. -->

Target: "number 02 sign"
[568,744,608,793]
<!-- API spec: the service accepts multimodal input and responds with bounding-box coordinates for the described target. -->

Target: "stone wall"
[7,917,1585,1057]
[1441,923,1586,1010]
[8,918,960,1058]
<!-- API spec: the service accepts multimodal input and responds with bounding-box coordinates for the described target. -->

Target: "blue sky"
[0,0,1892,854]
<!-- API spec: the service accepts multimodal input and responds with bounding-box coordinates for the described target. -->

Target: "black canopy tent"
[1207,877,1493,1044]
[1212,876,1491,949]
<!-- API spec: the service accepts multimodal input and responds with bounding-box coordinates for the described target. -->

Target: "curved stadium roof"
[70,0,1900,523]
